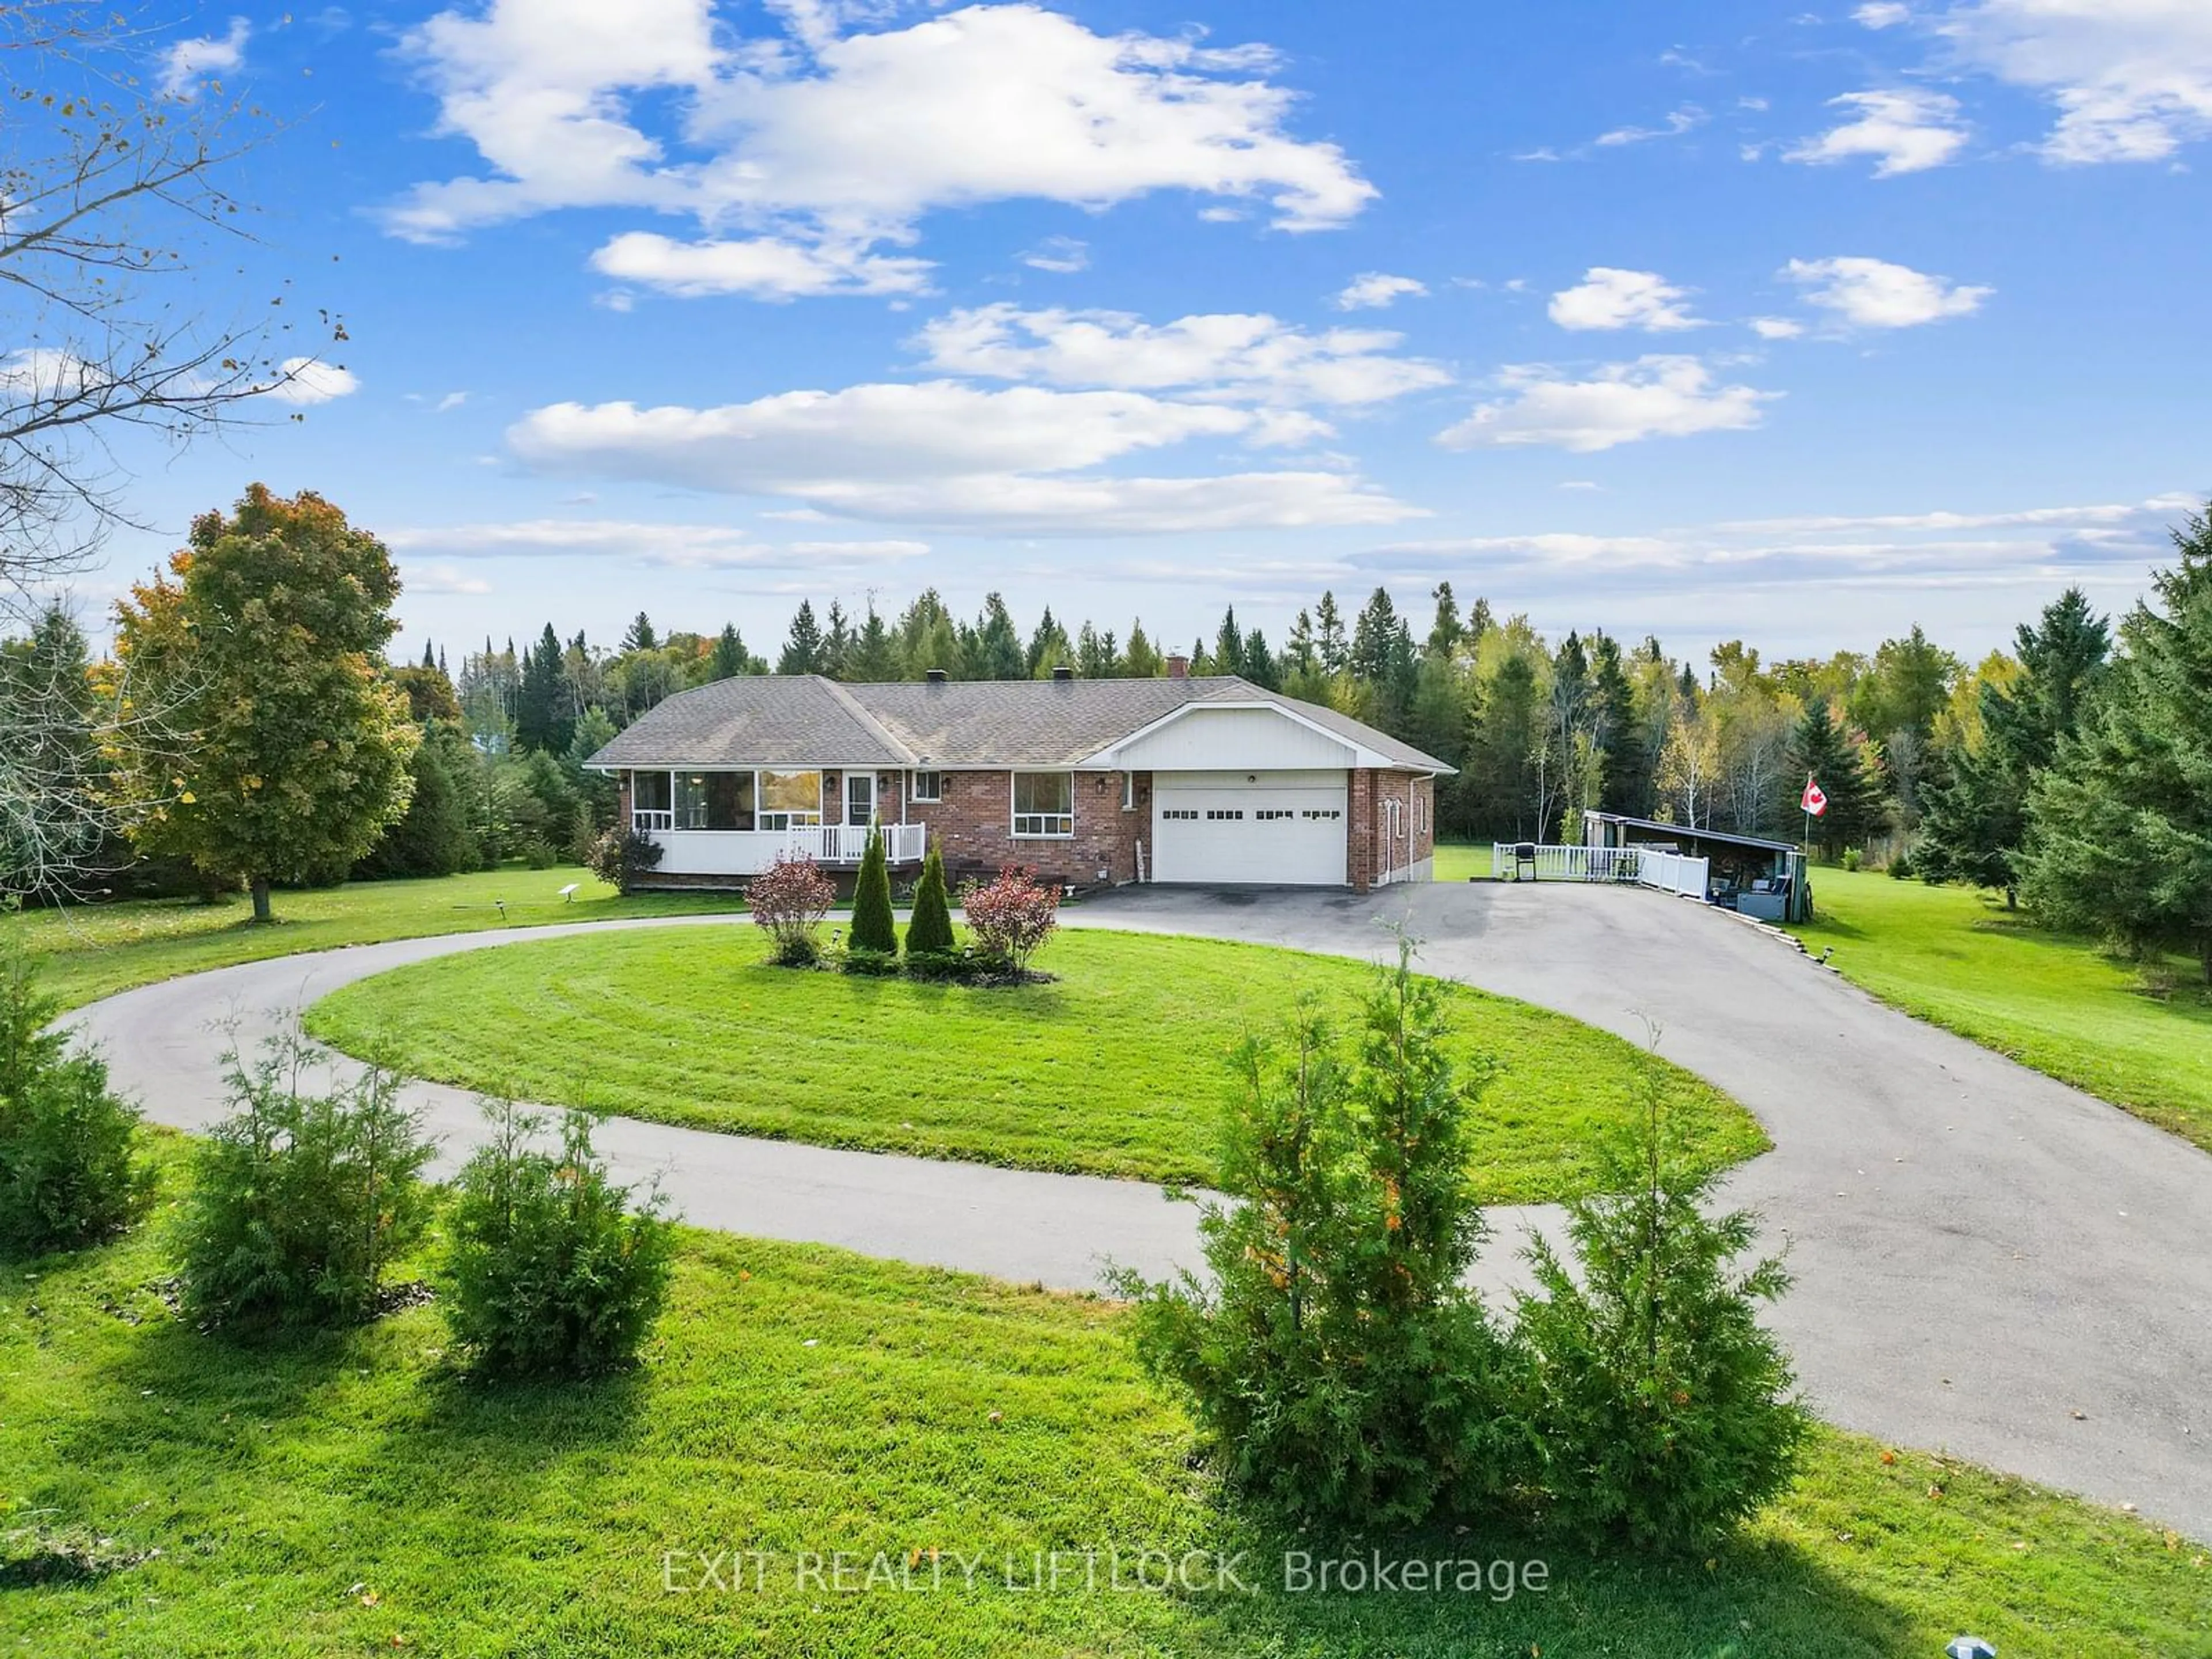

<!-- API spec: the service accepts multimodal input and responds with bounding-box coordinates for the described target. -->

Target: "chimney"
[925,668,948,685]
[1165,653,1190,680]
[1051,664,1074,683]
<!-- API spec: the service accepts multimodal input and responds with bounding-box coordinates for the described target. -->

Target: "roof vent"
[1165,653,1190,680]
[925,668,948,685]
[1052,664,1074,682]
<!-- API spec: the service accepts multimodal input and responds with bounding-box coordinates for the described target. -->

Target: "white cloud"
[386,1,1373,293]
[912,304,1450,406]
[436,391,468,412]
[503,380,1420,532]
[1929,0,2212,164]
[160,17,249,98]
[263,357,360,406]
[1334,272,1427,310]
[1784,88,1969,175]
[1717,494,2195,535]
[1749,316,1806,339]
[1436,356,1775,453]
[1361,532,1683,568]
[1548,267,1705,331]
[1854,2,1912,26]
[1345,493,2195,608]
[387,519,929,569]
[1784,256,1991,327]
[404,563,495,594]
[1022,235,1089,273]
[589,231,933,298]
[1595,104,1708,146]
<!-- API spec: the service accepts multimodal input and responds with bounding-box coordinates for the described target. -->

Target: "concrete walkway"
[66,883,2212,1539]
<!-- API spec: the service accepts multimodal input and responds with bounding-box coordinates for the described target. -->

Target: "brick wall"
[904,768,1146,889]
[1344,769,1437,891]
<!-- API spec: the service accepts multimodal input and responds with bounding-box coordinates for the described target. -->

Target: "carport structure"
[1581,810,1812,923]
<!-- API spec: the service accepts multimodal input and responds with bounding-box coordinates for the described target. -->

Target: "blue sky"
[93,0,2212,665]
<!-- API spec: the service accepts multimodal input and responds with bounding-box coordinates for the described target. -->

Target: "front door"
[845,771,876,827]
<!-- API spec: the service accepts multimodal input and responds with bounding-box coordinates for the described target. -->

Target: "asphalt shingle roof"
[588,675,1451,772]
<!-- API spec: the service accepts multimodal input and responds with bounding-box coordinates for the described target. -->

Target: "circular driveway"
[67,880,2212,1539]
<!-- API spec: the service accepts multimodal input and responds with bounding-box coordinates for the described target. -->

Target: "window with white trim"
[756,768,824,831]
[1122,771,1135,811]
[911,769,942,802]
[1011,770,1073,838]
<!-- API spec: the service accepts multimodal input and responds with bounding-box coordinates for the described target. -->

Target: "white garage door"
[1152,771,1349,886]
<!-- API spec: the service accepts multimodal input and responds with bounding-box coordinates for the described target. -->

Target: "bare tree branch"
[0,2,342,897]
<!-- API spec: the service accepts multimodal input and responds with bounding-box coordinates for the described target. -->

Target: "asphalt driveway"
[65,880,2212,1539]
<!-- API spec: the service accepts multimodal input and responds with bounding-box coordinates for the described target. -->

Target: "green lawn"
[303,927,1766,1203]
[2,1178,2202,1658]
[2,867,743,1013]
[1791,868,2212,1156]
[1433,840,1491,882]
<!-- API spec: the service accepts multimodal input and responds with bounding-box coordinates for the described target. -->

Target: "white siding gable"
[1112,704,1354,772]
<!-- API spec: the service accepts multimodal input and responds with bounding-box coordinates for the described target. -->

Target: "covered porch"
[622,766,927,880]
[643,821,927,877]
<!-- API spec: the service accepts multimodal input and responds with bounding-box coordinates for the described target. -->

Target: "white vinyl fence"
[1490,842,1710,901]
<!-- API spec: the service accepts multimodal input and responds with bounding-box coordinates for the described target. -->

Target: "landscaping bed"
[302,927,1768,1202]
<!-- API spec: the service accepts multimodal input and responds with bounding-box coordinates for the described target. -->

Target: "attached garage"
[1152,769,1350,886]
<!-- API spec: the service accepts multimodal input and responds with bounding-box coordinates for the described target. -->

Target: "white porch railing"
[631,819,926,868]
[1490,842,1710,900]
[781,821,927,865]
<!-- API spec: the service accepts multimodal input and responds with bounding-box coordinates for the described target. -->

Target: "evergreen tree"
[846,604,898,681]
[1919,588,2109,900]
[1027,607,1072,676]
[2021,514,2212,978]
[620,612,657,653]
[1462,652,1540,839]
[847,819,897,957]
[421,640,436,670]
[1426,581,1464,657]
[972,594,1026,680]
[1850,624,1960,749]
[895,591,964,679]
[708,623,755,681]
[1124,622,1162,679]
[905,842,956,958]
[357,725,480,878]
[778,600,826,675]
[1406,649,1466,774]
[1210,607,1246,677]
[0,603,106,897]
[515,624,573,754]
[1283,608,1316,676]
[1313,590,1348,673]
[1348,587,1401,685]
[1789,699,1881,857]
[1241,628,1279,690]
[1590,632,1647,815]
[820,601,854,678]
[1075,622,1118,679]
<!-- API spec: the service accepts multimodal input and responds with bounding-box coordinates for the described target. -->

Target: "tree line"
[3,487,2208,980]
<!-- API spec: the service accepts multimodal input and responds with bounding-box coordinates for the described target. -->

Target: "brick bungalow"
[589,661,1449,894]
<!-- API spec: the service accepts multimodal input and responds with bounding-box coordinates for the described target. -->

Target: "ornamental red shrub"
[748,855,836,965]
[961,865,1061,974]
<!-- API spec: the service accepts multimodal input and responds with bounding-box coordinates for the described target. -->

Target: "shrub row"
[177,1032,673,1376]
[748,838,1062,982]
[1,945,670,1378]
[1115,940,1809,1551]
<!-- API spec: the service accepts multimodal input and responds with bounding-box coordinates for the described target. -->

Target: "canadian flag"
[1802,775,1830,816]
